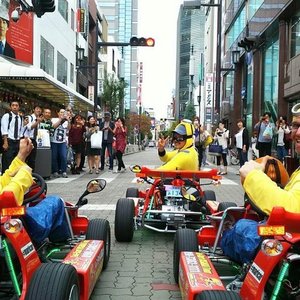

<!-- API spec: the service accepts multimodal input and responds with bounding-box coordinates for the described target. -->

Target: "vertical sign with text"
[205,73,213,123]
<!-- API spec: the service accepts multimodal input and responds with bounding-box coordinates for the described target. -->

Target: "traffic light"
[129,37,155,47]
[32,0,55,18]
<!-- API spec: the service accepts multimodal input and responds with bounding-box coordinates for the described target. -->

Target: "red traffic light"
[129,37,155,47]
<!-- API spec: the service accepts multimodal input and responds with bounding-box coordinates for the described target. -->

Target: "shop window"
[40,37,54,77]
[290,12,300,58]
[58,0,68,22]
[57,51,68,84]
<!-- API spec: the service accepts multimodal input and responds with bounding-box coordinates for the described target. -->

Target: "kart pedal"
[179,251,225,299]
[63,240,104,300]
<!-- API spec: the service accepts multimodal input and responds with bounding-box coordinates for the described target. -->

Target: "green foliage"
[101,72,128,119]
[184,102,196,121]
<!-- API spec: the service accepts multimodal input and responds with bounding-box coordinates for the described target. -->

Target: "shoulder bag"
[90,131,103,149]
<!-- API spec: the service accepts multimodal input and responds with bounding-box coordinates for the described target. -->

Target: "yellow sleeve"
[159,149,177,163]
[243,169,300,215]
[0,157,33,206]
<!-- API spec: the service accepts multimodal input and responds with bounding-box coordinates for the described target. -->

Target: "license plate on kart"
[165,186,181,197]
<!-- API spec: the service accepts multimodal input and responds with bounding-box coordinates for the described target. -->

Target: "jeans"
[277,145,287,162]
[51,142,67,173]
[101,141,113,169]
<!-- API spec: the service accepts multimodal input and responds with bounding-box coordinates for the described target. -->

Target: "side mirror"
[86,179,106,193]
[130,165,142,173]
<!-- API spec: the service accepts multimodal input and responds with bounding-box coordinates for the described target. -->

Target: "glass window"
[58,0,68,21]
[40,36,54,77]
[263,37,279,122]
[70,62,74,83]
[290,11,300,58]
[71,8,74,30]
[57,51,68,84]
[248,0,264,20]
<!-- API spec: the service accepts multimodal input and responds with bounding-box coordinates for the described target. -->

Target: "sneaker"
[52,172,59,178]
[88,169,93,174]
[121,168,126,173]
[95,170,99,174]
[62,172,68,178]
[236,171,240,175]
[108,168,113,172]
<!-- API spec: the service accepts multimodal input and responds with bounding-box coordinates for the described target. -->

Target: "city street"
[46,148,244,300]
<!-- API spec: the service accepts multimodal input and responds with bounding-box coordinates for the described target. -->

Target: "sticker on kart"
[249,262,264,283]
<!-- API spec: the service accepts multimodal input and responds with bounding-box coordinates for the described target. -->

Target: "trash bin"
[35,147,52,178]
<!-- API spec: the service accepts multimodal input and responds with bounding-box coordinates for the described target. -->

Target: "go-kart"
[0,173,111,300]
[114,165,236,242]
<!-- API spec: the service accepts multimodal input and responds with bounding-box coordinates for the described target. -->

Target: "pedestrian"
[78,116,87,172]
[234,119,249,169]
[85,116,101,174]
[68,114,85,174]
[99,112,115,171]
[1,100,23,173]
[157,119,198,171]
[214,120,230,175]
[275,116,290,163]
[113,117,127,173]
[254,112,275,157]
[50,108,71,178]
[23,105,43,171]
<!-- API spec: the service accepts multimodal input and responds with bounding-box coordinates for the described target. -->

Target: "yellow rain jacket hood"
[157,120,199,171]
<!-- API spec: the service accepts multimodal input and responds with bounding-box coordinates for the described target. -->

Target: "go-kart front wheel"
[196,290,242,300]
[115,198,135,242]
[125,187,139,198]
[86,218,111,270]
[25,263,79,300]
[173,228,198,284]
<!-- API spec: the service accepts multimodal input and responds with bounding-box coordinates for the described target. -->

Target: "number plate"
[165,187,181,197]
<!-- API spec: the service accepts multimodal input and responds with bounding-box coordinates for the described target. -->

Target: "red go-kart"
[173,203,300,300]
[114,166,236,242]
[0,174,111,300]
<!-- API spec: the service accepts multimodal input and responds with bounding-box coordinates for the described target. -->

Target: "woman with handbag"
[85,116,101,174]
[214,120,230,175]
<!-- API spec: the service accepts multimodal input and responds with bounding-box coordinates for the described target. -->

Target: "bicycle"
[228,147,240,165]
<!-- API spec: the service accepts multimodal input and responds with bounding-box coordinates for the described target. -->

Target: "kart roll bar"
[137,167,220,180]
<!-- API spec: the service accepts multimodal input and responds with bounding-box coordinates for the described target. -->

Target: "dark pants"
[2,139,19,173]
[258,142,272,157]
[216,152,228,166]
[116,150,125,171]
[196,146,204,169]
[100,141,113,170]
[237,148,248,167]
[51,142,67,173]
[26,139,37,171]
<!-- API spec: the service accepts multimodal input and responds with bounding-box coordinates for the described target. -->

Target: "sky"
[138,0,184,119]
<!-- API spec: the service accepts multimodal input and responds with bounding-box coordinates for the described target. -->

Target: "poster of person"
[0,0,33,63]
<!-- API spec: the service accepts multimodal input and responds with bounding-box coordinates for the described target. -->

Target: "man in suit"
[0,11,16,59]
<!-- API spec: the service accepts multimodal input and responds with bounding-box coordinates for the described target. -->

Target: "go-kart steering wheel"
[23,173,47,205]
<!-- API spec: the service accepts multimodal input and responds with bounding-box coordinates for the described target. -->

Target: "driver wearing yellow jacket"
[240,103,300,215]
[157,119,198,171]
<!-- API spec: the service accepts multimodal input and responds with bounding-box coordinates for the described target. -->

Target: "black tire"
[217,201,237,212]
[125,187,139,198]
[196,290,242,300]
[173,228,198,284]
[25,263,79,300]
[86,218,111,270]
[115,198,135,242]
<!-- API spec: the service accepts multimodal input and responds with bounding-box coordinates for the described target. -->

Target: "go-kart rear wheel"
[25,263,79,300]
[126,187,139,198]
[86,218,111,270]
[196,290,242,300]
[115,198,135,242]
[173,228,198,284]
[218,201,237,212]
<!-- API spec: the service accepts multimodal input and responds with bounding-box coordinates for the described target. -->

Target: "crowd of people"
[0,100,128,177]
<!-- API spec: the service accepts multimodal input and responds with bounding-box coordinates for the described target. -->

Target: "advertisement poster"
[0,0,33,64]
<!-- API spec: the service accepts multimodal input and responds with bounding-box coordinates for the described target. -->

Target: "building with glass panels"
[98,0,138,114]
[222,0,300,139]
[175,3,206,120]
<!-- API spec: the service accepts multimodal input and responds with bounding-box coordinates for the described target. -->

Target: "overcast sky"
[138,0,184,119]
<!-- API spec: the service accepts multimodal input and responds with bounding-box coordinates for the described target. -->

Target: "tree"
[184,102,196,121]
[101,72,127,119]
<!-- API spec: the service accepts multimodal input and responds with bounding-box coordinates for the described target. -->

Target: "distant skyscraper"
[98,0,138,113]
[175,4,205,119]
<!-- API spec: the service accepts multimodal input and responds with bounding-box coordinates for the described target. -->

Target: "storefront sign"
[76,8,85,33]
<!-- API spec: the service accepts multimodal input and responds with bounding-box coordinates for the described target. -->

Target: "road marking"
[79,204,116,211]
[220,178,238,185]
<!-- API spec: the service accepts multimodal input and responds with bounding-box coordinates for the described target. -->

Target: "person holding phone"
[113,117,127,173]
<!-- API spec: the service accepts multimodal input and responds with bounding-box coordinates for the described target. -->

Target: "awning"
[0,56,94,112]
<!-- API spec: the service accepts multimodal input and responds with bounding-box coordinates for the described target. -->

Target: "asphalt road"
[46,147,244,300]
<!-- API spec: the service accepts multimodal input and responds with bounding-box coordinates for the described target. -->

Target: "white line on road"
[79,204,116,211]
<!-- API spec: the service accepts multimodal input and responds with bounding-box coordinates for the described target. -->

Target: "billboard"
[0,0,33,64]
